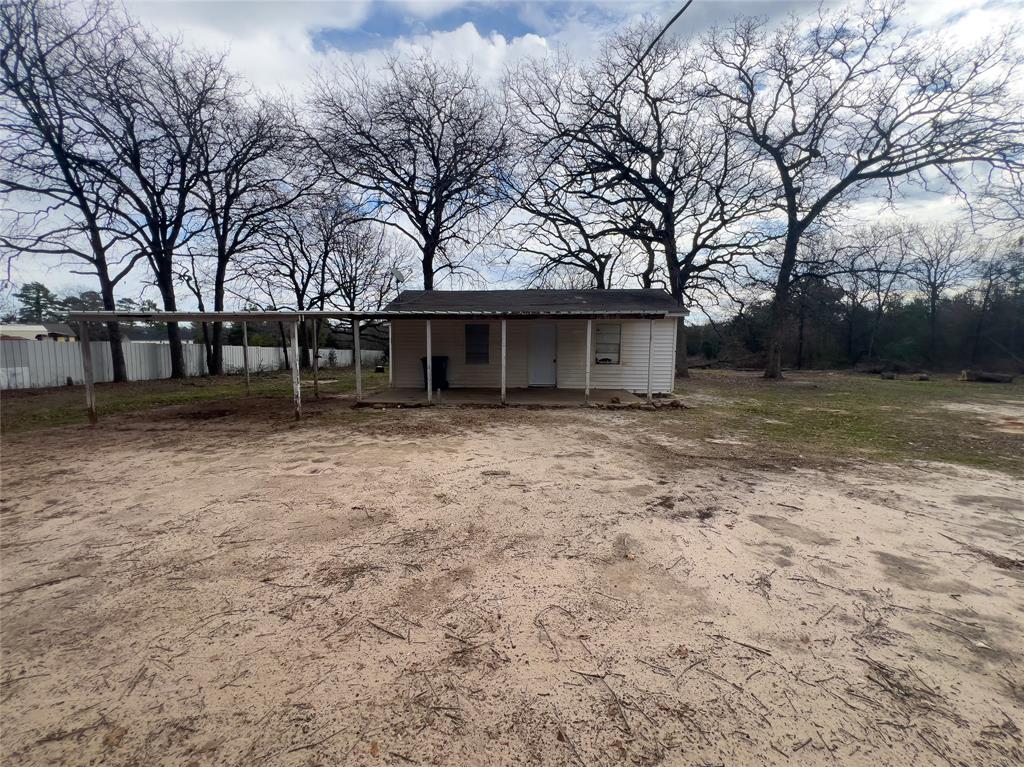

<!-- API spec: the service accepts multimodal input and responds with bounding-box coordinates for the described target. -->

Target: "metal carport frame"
[69,306,687,423]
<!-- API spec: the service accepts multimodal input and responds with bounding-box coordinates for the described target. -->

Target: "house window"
[465,323,489,364]
[595,323,621,364]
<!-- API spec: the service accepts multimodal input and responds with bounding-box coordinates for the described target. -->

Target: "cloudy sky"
[5,0,1021,308]
[121,0,1020,92]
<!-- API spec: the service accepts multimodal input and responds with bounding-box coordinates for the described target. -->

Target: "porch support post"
[646,319,654,403]
[242,321,251,395]
[291,321,301,420]
[312,319,320,399]
[500,319,507,405]
[388,321,393,385]
[353,316,362,402]
[584,319,592,403]
[79,322,97,425]
[425,319,432,403]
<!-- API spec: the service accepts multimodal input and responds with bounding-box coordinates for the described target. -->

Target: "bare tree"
[705,1,1024,377]
[190,97,315,374]
[832,225,909,362]
[510,22,774,375]
[324,221,412,355]
[326,223,410,314]
[507,170,643,289]
[312,54,512,289]
[906,222,975,364]
[76,26,233,377]
[233,193,353,367]
[0,0,138,380]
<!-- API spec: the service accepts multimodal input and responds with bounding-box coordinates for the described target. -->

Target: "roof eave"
[68,308,689,322]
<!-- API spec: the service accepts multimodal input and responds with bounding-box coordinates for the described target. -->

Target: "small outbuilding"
[0,323,78,342]
[383,289,686,401]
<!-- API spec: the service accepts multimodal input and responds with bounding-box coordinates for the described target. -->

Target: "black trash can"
[420,356,450,390]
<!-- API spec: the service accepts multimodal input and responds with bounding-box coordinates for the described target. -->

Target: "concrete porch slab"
[358,387,643,407]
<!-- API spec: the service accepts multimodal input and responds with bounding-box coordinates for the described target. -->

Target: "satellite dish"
[391,268,406,284]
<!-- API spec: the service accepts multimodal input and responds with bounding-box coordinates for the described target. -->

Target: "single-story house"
[383,289,686,400]
[0,323,78,342]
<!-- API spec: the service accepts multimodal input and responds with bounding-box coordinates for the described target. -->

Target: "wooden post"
[388,321,393,386]
[312,319,320,399]
[646,319,654,402]
[353,316,362,402]
[79,322,97,425]
[291,321,301,420]
[425,319,432,403]
[500,319,507,405]
[241,321,250,395]
[585,319,592,403]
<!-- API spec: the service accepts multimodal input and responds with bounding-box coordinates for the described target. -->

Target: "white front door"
[528,323,557,386]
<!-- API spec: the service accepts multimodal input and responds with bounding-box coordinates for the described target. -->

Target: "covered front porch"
[358,386,643,407]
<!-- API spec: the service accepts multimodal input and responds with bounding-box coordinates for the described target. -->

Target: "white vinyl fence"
[0,340,384,390]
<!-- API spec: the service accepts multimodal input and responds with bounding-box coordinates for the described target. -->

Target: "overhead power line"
[461,0,696,270]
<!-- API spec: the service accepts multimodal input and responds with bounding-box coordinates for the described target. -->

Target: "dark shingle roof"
[42,323,77,336]
[384,289,684,317]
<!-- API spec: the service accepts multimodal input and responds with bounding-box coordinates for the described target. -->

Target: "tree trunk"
[970,280,993,364]
[796,299,806,370]
[199,323,214,375]
[640,241,657,289]
[675,319,689,379]
[764,232,800,379]
[96,269,128,383]
[278,322,290,370]
[300,319,311,370]
[928,289,939,365]
[212,322,224,375]
[422,239,437,290]
[164,320,185,378]
[662,227,689,379]
[210,252,229,375]
[154,262,185,379]
[845,304,856,365]
[867,308,883,361]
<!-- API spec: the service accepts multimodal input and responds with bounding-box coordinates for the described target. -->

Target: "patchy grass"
[665,370,1024,476]
[2,367,1021,476]
[0,368,389,433]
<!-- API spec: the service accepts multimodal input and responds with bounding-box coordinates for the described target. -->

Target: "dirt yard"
[2,374,1023,765]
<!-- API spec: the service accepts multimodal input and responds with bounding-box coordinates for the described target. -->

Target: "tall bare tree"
[190,97,314,374]
[77,27,232,377]
[326,222,410,314]
[906,222,975,364]
[705,1,1024,377]
[232,193,354,367]
[510,22,773,375]
[507,169,644,290]
[312,54,512,289]
[0,0,138,380]
[828,225,911,362]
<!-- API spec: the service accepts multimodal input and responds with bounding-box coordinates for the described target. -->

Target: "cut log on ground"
[960,370,1015,383]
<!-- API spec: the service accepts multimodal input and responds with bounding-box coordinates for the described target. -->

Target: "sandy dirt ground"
[1,403,1023,766]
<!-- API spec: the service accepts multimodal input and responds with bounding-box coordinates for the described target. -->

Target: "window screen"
[595,323,621,364]
[465,323,489,364]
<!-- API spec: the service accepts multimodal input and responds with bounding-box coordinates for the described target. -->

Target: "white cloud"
[396,0,481,20]
[382,22,549,83]
[7,0,1020,306]
[125,0,372,95]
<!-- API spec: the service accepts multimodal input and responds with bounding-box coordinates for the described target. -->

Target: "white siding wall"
[0,340,379,390]
[556,319,676,393]
[390,317,676,393]
[391,319,529,389]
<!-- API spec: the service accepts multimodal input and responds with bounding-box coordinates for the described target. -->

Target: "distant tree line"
[2,0,1021,381]
[696,224,1024,373]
